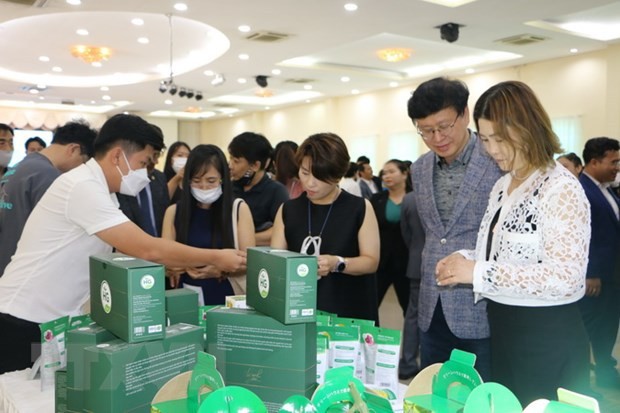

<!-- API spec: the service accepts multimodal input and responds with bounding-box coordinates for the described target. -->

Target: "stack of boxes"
[60,253,203,413]
[206,247,318,413]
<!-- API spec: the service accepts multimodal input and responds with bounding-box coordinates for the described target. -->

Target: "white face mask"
[172,157,187,173]
[117,151,150,197]
[191,185,223,204]
[0,150,13,168]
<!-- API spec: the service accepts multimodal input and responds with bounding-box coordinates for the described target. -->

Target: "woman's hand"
[435,253,475,286]
[186,265,222,279]
[317,255,335,278]
[166,267,184,288]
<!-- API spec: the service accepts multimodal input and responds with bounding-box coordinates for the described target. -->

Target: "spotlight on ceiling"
[211,74,225,86]
[158,81,167,93]
[438,22,462,43]
[255,75,268,88]
[179,87,187,97]
[195,91,203,101]
[169,83,178,95]
[186,89,194,99]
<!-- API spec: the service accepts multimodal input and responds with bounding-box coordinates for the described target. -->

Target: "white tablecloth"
[0,369,53,413]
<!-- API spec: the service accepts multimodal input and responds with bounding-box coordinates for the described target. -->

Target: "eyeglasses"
[416,114,459,141]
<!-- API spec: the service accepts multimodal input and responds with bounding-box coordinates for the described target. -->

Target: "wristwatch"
[333,256,347,273]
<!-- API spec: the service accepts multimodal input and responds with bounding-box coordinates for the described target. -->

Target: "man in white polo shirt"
[0,114,246,374]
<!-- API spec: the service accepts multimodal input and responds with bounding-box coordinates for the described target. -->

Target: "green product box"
[206,307,317,411]
[90,253,166,343]
[246,247,317,324]
[55,369,68,413]
[165,289,199,326]
[66,324,116,412]
[83,323,203,413]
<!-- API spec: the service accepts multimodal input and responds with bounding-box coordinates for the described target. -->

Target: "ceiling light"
[38,56,50,62]
[102,95,111,101]
[344,3,358,11]
[211,74,225,86]
[39,96,45,100]
[159,81,168,93]
[131,18,144,26]
[389,81,399,87]
[341,76,350,82]
[305,99,311,103]
[420,0,478,7]
[304,84,313,90]
[52,66,63,72]
[169,83,178,95]
[37,84,47,89]
[174,3,188,11]
[164,99,173,105]
[186,90,195,99]
[238,53,249,60]
[66,0,81,5]
[238,78,247,84]
[265,106,270,110]
[465,68,475,74]
[100,86,109,91]
[272,69,281,75]
[351,89,360,95]
[137,37,149,44]
[377,48,412,62]
[204,70,215,76]
[71,45,112,63]
[76,29,89,36]
[256,75,268,88]
[91,62,102,68]
[255,88,273,98]
[195,91,203,101]
[238,25,251,33]
[570,48,579,53]
[29,89,39,95]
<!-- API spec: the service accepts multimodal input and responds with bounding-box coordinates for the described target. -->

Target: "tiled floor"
[378,286,620,412]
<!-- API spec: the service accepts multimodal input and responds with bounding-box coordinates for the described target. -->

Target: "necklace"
[300,192,338,256]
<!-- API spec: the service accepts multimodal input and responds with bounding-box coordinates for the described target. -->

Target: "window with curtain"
[551,116,582,155]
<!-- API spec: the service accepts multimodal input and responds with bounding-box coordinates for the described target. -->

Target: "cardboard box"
[206,307,317,412]
[83,323,203,413]
[165,289,199,326]
[246,247,317,324]
[66,324,116,412]
[55,369,68,413]
[90,253,166,343]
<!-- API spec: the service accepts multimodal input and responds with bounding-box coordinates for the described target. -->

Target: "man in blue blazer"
[578,137,620,388]
[405,77,502,380]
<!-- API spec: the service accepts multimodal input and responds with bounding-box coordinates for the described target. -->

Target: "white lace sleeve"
[473,176,590,301]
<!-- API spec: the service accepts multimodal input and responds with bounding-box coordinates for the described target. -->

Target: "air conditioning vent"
[1,0,51,6]
[213,103,236,108]
[495,34,547,46]
[284,78,315,84]
[245,31,290,42]
[61,99,75,105]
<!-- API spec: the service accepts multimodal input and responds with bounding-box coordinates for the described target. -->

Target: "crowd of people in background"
[0,76,619,406]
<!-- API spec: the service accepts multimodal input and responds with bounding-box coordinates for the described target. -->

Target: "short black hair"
[583,137,620,164]
[94,114,164,158]
[356,155,370,164]
[0,123,14,136]
[228,132,273,170]
[25,136,47,150]
[296,132,350,183]
[557,152,583,168]
[407,77,469,120]
[52,120,98,157]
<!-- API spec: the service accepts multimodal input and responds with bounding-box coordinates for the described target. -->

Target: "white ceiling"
[0,0,619,120]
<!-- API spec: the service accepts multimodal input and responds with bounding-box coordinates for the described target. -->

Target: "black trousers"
[578,280,620,378]
[488,300,590,406]
[0,312,40,374]
[376,269,410,316]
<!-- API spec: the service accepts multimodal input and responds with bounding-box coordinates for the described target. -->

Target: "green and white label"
[258,269,270,298]
[100,281,112,314]
[140,274,155,290]
[297,264,309,277]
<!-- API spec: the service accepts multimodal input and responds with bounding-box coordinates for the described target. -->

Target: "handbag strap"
[232,198,243,249]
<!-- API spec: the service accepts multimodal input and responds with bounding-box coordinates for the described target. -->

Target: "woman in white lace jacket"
[435,81,591,405]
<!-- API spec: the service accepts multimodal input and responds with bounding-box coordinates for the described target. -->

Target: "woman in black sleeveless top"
[271,133,380,323]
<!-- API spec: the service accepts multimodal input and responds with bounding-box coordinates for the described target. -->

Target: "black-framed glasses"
[416,114,459,141]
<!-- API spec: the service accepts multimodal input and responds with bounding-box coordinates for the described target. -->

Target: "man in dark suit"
[117,127,169,237]
[578,137,620,389]
[357,156,382,199]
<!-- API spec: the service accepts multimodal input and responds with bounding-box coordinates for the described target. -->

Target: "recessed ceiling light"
[37,84,47,89]
[52,66,62,72]
[237,78,247,84]
[38,56,50,62]
[271,69,281,75]
[304,84,313,90]
[344,3,358,11]
[76,29,89,36]
[341,76,350,82]
[102,95,111,101]
[39,96,45,100]
[238,53,249,60]
[66,0,81,5]
[203,70,214,76]
[29,89,39,95]
[90,100,96,104]
[137,37,149,44]
[238,25,251,33]
[389,81,399,87]
[91,62,102,68]
[351,89,360,95]
[100,86,109,91]
[420,0,478,7]
[465,68,475,74]
[131,18,144,26]
[265,106,270,110]
[305,99,311,103]
[570,48,579,53]
[165,99,173,105]
[174,3,188,11]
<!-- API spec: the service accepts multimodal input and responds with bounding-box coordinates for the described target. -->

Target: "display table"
[0,369,53,413]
